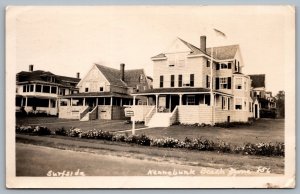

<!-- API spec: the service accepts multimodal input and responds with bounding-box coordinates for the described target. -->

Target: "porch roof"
[61,92,133,99]
[132,87,233,96]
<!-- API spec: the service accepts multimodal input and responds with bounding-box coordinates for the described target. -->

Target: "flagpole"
[210,47,214,126]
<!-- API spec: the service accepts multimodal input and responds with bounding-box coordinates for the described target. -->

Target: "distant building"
[58,63,152,120]
[16,64,80,116]
[131,36,254,127]
[249,74,277,118]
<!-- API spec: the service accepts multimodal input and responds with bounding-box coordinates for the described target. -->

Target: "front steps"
[147,112,172,127]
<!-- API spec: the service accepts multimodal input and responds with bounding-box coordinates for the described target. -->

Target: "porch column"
[83,98,86,106]
[155,94,158,112]
[120,98,123,106]
[110,97,113,106]
[146,97,149,106]
[71,98,73,107]
[96,98,98,106]
[25,97,28,107]
[104,97,106,105]
[48,99,51,115]
[179,94,182,106]
[21,98,23,107]
[169,95,171,112]
[133,96,136,106]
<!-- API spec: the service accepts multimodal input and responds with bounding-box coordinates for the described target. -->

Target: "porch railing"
[145,106,156,126]
[88,106,98,120]
[169,106,178,125]
[79,106,90,120]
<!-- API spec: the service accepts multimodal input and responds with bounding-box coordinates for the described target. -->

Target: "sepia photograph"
[5,5,295,188]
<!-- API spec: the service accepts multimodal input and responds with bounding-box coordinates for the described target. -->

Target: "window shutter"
[221,97,224,109]
[206,75,209,88]
[228,77,231,89]
[216,63,220,70]
[228,98,230,110]
[228,63,231,69]
[216,77,219,90]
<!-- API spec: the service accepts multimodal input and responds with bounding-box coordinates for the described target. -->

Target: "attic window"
[85,88,89,92]
[100,87,103,92]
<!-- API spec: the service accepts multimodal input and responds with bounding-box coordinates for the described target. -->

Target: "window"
[249,102,252,112]
[36,85,42,92]
[100,87,104,92]
[170,75,175,87]
[228,98,230,110]
[206,60,210,67]
[187,95,195,105]
[235,98,243,110]
[160,76,164,88]
[30,85,34,92]
[43,85,50,93]
[178,75,182,87]
[85,88,89,92]
[220,63,228,69]
[228,62,232,69]
[139,74,145,83]
[206,75,210,88]
[59,88,65,95]
[221,97,228,110]
[235,78,242,89]
[60,100,68,106]
[23,85,26,92]
[220,78,227,89]
[51,86,57,94]
[168,55,185,67]
[190,74,194,87]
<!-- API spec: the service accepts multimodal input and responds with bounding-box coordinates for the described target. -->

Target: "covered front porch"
[58,92,140,120]
[131,88,233,126]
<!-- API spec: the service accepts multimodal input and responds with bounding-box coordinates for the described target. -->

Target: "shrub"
[16,125,34,133]
[97,130,114,141]
[55,127,67,136]
[33,126,51,136]
[150,137,180,148]
[67,127,82,137]
[112,133,126,142]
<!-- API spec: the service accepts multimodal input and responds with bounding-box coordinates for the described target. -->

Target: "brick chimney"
[29,64,34,72]
[200,36,206,52]
[76,72,80,79]
[120,63,125,81]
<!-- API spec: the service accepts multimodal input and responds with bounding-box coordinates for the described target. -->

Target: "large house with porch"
[58,63,152,121]
[131,36,255,127]
[16,65,80,116]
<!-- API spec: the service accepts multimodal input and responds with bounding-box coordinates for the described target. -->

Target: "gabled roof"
[151,37,239,60]
[95,64,146,88]
[206,45,239,60]
[249,74,265,88]
[17,70,80,87]
[95,64,127,87]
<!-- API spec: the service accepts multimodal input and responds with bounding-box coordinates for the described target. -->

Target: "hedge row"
[16,125,284,157]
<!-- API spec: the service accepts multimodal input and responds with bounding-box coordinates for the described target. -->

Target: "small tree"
[275,90,285,118]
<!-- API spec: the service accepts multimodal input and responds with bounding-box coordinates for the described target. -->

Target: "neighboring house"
[58,63,151,120]
[16,65,80,116]
[131,36,254,127]
[249,74,277,118]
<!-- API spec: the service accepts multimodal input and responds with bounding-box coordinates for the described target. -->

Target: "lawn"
[16,116,284,145]
[135,119,284,145]
[16,116,144,132]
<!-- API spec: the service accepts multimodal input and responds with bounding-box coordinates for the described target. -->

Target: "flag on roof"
[214,28,226,38]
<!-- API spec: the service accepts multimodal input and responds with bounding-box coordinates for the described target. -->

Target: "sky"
[11,6,294,95]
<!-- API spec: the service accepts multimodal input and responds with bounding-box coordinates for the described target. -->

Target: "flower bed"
[15,125,284,157]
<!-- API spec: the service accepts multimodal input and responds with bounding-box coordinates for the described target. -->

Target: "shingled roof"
[206,45,239,60]
[152,37,239,60]
[17,70,80,87]
[249,74,265,88]
[95,64,146,88]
